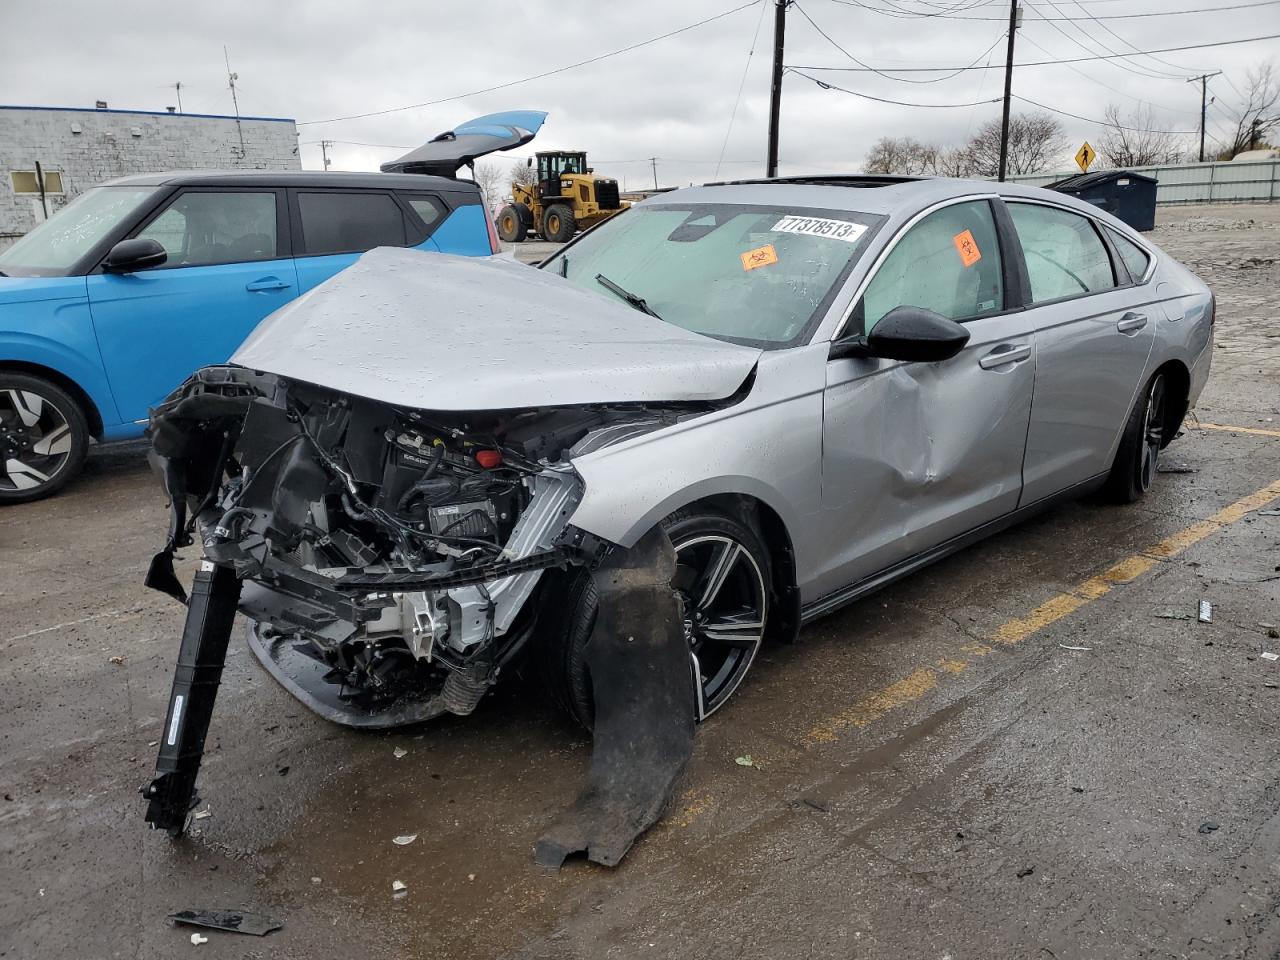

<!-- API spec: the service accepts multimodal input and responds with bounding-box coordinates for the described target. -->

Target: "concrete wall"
[0,105,300,249]
[1005,159,1280,205]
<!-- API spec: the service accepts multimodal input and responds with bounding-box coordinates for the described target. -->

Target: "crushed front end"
[145,364,639,728]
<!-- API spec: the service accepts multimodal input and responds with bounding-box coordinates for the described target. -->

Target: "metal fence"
[1005,159,1280,205]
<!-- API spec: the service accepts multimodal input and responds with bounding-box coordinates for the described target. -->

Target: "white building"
[0,104,300,249]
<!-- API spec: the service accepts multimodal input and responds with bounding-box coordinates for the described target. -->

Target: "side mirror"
[526,157,533,168]
[103,238,167,273]
[829,305,970,363]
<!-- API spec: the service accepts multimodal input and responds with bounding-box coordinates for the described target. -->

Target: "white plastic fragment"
[1058,644,1092,651]
[190,933,208,945]
[735,755,756,768]
[392,834,417,845]
[393,747,408,759]
[193,808,211,820]
[1262,652,1279,662]
[392,879,408,899]
[1198,600,1213,623]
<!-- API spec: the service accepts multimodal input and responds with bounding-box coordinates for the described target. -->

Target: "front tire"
[496,204,526,243]
[1105,371,1166,503]
[0,372,89,505]
[541,507,771,729]
[541,203,575,243]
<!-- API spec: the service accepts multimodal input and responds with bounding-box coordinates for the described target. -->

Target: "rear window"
[297,191,407,256]
[1107,227,1152,283]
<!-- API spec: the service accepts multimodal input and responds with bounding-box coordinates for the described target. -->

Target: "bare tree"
[1097,104,1184,168]
[1222,62,1279,158]
[511,160,539,189]
[930,145,976,178]
[864,136,937,175]
[469,160,509,210]
[964,112,1066,177]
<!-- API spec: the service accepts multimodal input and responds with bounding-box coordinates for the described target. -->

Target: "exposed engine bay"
[145,364,703,726]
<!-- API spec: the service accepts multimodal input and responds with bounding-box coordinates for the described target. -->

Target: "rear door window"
[399,193,446,245]
[858,199,1004,332]
[297,191,407,256]
[135,190,280,267]
[1008,202,1116,303]
[1106,227,1152,283]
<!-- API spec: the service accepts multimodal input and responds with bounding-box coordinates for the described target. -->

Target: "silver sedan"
[148,174,1213,729]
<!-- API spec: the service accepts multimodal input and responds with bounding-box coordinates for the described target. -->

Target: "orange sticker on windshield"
[953,230,982,267]
[741,243,778,271]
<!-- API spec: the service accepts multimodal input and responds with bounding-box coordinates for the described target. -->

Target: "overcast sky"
[2,0,1277,187]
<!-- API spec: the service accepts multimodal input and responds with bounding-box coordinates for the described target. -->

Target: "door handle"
[978,343,1032,370]
[245,277,291,293]
[1116,311,1148,334]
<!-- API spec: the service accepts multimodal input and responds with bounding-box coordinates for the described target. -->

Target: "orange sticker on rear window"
[741,243,778,271]
[953,230,981,267]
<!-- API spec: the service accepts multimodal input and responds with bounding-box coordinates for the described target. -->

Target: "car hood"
[232,247,761,411]
[0,274,86,307]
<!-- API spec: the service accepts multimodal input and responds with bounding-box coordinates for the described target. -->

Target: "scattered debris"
[1016,866,1035,878]
[1071,786,1085,793]
[170,909,283,937]
[392,834,418,846]
[1157,461,1196,474]
[1262,652,1279,662]
[1058,644,1092,652]
[393,747,408,760]
[148,741,158,747]
[468,873,476,881]
[1257,509,1280,517]
[277,765,290,776]
[1198,600,1213,624]
[109,655,125,665]
[801,797,830,813]
[735,755,758,768]
[311,877,321,884]
[1266,682,1279,689]
[193,809,211,820]
[1198,820,1220,835]
[1155,611,1193,621]
[392,879,408,899]
[1268,628,1280,640]
[190,933,208,945]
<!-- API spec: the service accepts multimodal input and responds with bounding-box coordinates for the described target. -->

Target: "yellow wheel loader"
[496,151,628,244]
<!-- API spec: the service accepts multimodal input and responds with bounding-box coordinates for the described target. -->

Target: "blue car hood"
[0,275,87,308]
[232,247,761,412]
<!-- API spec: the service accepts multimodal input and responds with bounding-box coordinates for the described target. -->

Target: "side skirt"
[799,473,1108,624]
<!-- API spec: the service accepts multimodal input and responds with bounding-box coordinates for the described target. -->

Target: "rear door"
[1004,199,1155,503]
[290,189,439,293]
[86,187,296,421]
[814,197,1036,598]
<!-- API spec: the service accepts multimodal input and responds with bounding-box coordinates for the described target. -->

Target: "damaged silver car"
[143,174,1212,863]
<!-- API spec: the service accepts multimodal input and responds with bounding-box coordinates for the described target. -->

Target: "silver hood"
[232,247,761,411]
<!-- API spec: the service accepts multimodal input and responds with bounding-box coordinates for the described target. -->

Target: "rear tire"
[1104,371,1166,504]
[496,204,525,243]
[539,507,771,729]
[0,372,89,505]
[542,203,575,243]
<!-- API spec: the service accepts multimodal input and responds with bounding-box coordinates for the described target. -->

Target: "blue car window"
[297,192,407,256]
[136,191,278,267]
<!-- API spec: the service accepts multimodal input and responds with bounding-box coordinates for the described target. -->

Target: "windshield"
[544,203,881,347]
[0,186,159,276]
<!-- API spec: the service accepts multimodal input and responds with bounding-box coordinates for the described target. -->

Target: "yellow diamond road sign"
[1075,141,1096,173]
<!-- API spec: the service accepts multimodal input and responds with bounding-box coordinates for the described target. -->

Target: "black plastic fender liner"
[141,562,242,835]
[533,526,695,869]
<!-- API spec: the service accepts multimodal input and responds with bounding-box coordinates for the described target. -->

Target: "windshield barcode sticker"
[771,216,867,243]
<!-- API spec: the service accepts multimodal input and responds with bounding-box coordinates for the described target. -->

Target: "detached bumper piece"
[534,527,695,869]
[142,562,242,835]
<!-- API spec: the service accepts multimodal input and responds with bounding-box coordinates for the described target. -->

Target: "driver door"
[811,198,1036,599]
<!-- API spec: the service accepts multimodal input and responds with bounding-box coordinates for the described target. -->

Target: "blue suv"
[0,110,546,502]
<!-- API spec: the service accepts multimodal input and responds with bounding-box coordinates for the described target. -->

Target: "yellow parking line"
[1191,422,1280,438]
[804,477,1280,746]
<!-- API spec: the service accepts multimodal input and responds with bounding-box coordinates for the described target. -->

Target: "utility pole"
[766,0,789,179]
[172,81,183,114]
[224,47,246,161]
[997,1,1021,182]
[649,157,659,190]
[1186,72,1221,162]
[320,140,334,171]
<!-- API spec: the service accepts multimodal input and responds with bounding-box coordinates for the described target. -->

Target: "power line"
[716,0,770,177]
[1018,31,1194,114]
[830,0,1280,19]
[1010,93,1197,132]
[787,30,1280,71]
[788,68,1004,105]
[299,0,761,125]
[796,1,1007,83]
[1066,0,1209,74]
[1027,0,1189,81]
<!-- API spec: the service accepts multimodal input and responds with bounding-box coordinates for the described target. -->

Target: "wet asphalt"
[2,205,1279,960]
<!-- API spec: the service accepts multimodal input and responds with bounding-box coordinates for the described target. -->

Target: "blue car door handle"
[245,277,292,293]
[1116,311,1148,334]
[978,343,1032,370]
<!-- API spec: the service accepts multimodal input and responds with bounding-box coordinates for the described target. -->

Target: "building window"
[11,171,64,194]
